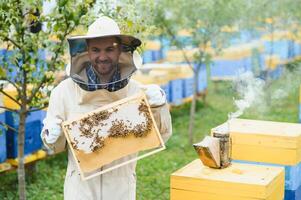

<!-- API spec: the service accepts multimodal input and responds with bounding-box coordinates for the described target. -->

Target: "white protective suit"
[41,77,172,200]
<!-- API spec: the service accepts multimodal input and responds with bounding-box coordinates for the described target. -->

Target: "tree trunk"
[188,69,199,144]
[18,110,26,200]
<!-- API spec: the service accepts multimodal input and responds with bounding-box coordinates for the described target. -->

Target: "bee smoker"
[212,127,231,168]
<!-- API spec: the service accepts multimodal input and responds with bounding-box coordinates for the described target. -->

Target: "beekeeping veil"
[67,16,142,91]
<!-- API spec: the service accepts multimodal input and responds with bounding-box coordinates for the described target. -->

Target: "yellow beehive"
[151,65,193,80]
[261,31,295,41]
[214,41,264,61]
[220,25,239,33]
[165,48,197,63]
[170,159,284,200]
[212,118,301,165]
[2,84,20,109]
[144,40,161,51]
[1,84,49,110]
[132,70,169,85]
[141,63,193,80]
[148,70,170,85]
[0,162,11,172]
[7,150,47,166]
[264,55,283,70]
[178,29,192,37]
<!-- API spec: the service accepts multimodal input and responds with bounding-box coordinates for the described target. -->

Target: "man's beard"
[93,61,117,76]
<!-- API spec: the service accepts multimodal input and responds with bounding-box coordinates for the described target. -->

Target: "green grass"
[1,68,301,199]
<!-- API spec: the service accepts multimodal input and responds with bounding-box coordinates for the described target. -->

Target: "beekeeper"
[40,16,172,200]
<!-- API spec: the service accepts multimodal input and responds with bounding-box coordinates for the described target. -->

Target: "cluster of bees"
[66,110,113,151]
[107,100,152,139]
[65,100,153,153]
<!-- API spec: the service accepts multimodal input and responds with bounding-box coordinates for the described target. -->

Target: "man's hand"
[43,119,62,144]
[141,84,167,107]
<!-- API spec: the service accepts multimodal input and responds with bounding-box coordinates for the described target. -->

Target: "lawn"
[0,67,301,200]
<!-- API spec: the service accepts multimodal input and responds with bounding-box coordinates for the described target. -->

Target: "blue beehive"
[285,184,301,200]
[6,110,46,158]
[169,79,183,105]
[277,40,289,60]
[228,30,260,46]
[181,64,207,98]
[197,64,207,93]
[0,111,7,163]
[159,37,170,60]
[152,50,162,62]
[210,58,246,79]
[288,40,295,59]
[182,77,194,98]
[264,40,289,60]
[142,50,153,63]
[293,42,299,58]
[296,42,301,57]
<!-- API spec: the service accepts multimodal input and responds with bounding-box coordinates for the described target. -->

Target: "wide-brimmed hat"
[67,16,142,92]
[68,16,141,53]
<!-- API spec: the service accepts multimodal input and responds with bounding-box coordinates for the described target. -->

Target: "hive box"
[285,184,301,200]
[170,159,284,200]
[169,79,183,105]
[6,110,45,158]
[233,160,301,191]
[212,118,301,166]
[0,111,6,163]
[62,92,165,180]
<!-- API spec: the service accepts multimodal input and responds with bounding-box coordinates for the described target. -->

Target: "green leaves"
[94,0,156,43]
[0,0,94,110]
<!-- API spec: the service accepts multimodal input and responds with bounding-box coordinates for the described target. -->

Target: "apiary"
[62,92,165,180]
[170,159,284,200]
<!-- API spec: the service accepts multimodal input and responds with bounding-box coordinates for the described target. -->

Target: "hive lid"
[228,118,301,149]
[171,159,284,199]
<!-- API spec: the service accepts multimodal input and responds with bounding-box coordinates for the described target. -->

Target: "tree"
[95,0,157,48]
[247,0,283,80]
[152,0,242,143]
[0,0,95,199]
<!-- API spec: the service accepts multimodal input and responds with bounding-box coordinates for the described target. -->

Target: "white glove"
[43,118,62,144]
[141,84,167,107]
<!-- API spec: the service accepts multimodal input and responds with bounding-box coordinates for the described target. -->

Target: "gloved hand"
[43,119,62,144]
[141,84,167,107]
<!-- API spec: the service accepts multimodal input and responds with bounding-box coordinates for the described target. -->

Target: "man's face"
[87,37,121,77]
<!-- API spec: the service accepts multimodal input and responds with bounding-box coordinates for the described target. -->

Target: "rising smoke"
[229,67,301,120]
[229,71,266,119]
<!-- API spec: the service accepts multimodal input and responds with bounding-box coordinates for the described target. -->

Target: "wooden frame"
[62,92,165,180]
